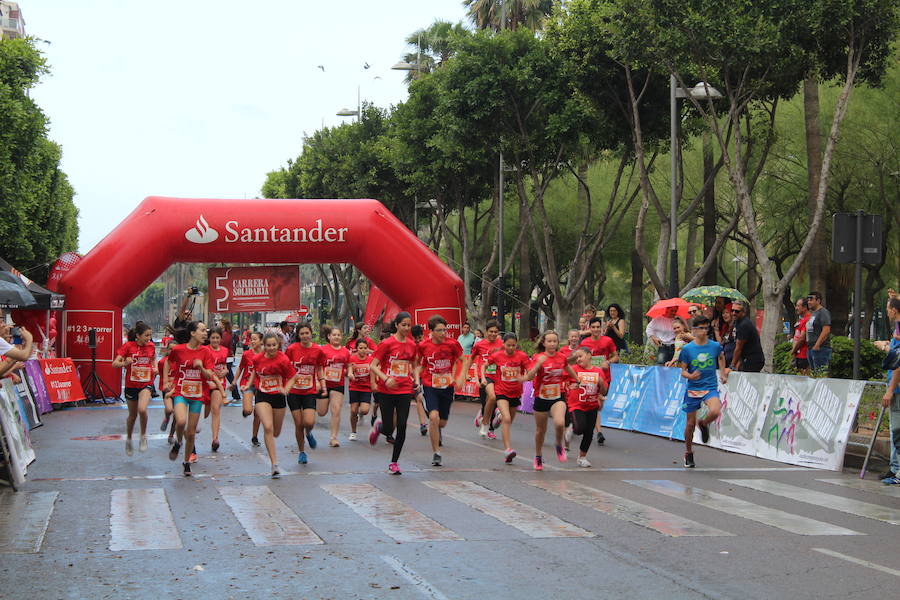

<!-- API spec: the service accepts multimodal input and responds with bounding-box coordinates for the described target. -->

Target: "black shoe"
[211,440,220,453]
[684,452,695,468]
[877,469,896,480]
[386,435,395,444]
[183,462,192,477]
[432,453,442,467]
[596,431,605,446]
[699,422,710,444]
[420,423,428,436]
[251,436,261,447]
[169,442,181,461]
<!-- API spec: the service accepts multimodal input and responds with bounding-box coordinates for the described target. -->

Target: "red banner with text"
[39,358,86,404]
[207,266,301,313]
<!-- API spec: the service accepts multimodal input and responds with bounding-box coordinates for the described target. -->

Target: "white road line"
[218,485,323,545]
[322,483,462,542]
[723,479,900,525]
[425,480,593,538]
[812,548,900,579]
[625,480,861,536]
[528,480,732,537]
[0,491,58,553]
[382,555,451,600]
[109,488,182,551]
[818,478,900,499]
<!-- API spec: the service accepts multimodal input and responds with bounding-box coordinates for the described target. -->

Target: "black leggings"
[379,393,412,463]
[571,409,598,453]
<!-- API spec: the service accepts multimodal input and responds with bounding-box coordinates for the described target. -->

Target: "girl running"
[522,330,579,471]
[410,324,429,436]
[321,326,351,447]
[415,314,464,467]
[112,321,156,455]
[346,322,377,354]
[163,321,220,477]
[285,323,326,464]
[484,332,531,464]
[246,333,300,478]
[565,347,609,468]
[158,340,177,443]
[235,331,264,446]
[558,329,581,360]
[463,320,503,439]
[204,327,230,452]
[347,339,374,440]
[369,312,418,474]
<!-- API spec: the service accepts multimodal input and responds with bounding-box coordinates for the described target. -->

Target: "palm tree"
[462,0,555,32]
[401,20,468,83]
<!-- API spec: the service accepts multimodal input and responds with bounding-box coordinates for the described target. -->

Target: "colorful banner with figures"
[603,365,864,471]
[0,378,36,486]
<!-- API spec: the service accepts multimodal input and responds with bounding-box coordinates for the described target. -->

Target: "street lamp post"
[668,78,723,298]
[336,85,361,121]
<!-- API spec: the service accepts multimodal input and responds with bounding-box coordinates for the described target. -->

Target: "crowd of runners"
[112,311,730,478]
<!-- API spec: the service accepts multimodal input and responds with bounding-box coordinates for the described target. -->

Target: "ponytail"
[127,321,151,342]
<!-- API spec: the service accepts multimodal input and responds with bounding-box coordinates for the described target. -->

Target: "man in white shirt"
[645,306,677,365]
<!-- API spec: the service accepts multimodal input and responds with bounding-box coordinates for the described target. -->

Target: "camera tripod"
[81,339,119,404]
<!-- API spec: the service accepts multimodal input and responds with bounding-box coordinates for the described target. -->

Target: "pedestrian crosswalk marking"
[624,480,861,536]
[527,480,732,537]
[109,488,182,551]
[818,478,900,499]
[723,479,900,525]
[0,491,58,553]
[424,480,593,538]
[218,486,323,546]
[322,483,462,542]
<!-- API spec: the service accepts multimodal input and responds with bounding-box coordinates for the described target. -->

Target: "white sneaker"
[348,432,358,441]
[479,424,488,438]
[576,457,591,468]
[125,437,133,456]
[139,435,148,452]
[565,425,573,446]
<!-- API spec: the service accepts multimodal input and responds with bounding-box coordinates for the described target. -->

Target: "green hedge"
[773,336,887,380]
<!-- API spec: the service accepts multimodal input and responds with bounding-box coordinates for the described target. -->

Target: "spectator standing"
[880,296,900,485]
[806,291,832,373]
[790,298,811,374]
[729,302,765,372]
[717,304,736,366]
[645,306,677,364]
[603,304,628,352]
[457,321,476,356]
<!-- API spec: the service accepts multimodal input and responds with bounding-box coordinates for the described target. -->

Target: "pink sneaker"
[504,448,517,463]
[555,445,567,463]
[389,462,401,475]
[369,420,381,446]
[474,413,482,427]
[533,456,543,471]
[491,408,502,429]
[486,430,497,440]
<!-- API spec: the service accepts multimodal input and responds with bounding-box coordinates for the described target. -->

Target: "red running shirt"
[284,343,325,394]
[565,365,609,412]
[417,338,463,389]
[531,352,568,400]
[251,351,296,395]
[321,344,351,387]
[206,345,230,390]
[372,335,418,395]
[237,349,258,388]
[167,344,214,401]
[472,338,504,378]
[580,336,617,365]
[348,353,374,392]
[116,341,157,388]
[486,350,531,398]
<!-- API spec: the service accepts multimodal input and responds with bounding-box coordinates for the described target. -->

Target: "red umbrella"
[646,298,702,320]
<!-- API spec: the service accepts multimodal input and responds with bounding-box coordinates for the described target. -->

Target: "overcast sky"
[26,0,470,254]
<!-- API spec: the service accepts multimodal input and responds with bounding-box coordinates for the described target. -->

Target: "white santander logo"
[185,215,219,244]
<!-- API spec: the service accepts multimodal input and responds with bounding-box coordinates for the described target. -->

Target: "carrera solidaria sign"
[207,265,301,313]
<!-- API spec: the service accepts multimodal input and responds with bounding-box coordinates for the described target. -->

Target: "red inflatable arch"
[53,197,465,390]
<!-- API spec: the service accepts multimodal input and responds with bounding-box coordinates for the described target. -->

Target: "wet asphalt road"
[2,397,900,600]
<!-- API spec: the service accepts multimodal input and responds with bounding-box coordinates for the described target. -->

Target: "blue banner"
[603,364,687,440]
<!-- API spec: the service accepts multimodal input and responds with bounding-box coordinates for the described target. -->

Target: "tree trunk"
[683,211,699,284]
[746,249,757,318]
[518,227,531,340]
[629,249,644,346]
[702,132,718,286]
[804,78,828,297]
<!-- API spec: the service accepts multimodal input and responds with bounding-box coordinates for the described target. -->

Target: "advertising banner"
[62,309,116,362]
[38,358,86,404]
[23,360,53,414]
[0,378,35,486]
[602,365,864,471]
[207,265,301,313]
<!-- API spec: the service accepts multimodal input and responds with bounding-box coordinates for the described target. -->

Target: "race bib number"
[130,365,151,383]
[215,364,227,378]
[353,364,369,379]
[591,355,606,367]
[579,372,599,395]
[484,363,497,375]
[687,389,709,398]
[181,380,202,398]
[259,374,281,394]
[539,383,561,399]
[324,366,343,382]
[296,374,314,389]
[388,360,410,378]
[500,366,520,382]
[432,373,452,389]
